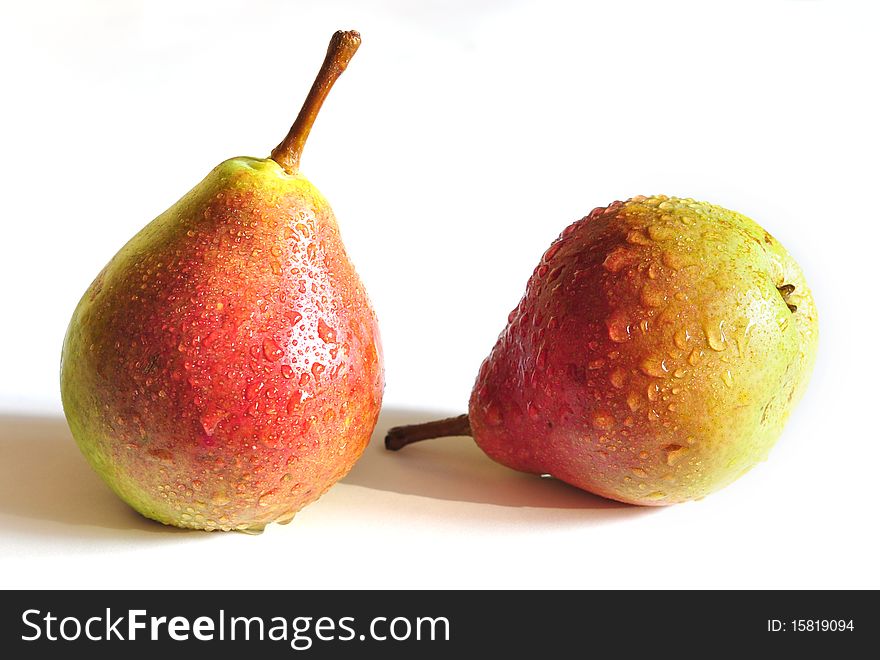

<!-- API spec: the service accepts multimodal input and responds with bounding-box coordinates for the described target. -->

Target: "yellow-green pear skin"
[467,196,818,504]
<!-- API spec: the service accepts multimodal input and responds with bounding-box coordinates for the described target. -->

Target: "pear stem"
[270,30,361,174]
[385,414,472,451]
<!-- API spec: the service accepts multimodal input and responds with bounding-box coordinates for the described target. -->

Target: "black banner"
[0,590,873,657]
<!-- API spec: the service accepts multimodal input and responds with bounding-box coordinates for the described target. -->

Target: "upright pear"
[61,31,383,531]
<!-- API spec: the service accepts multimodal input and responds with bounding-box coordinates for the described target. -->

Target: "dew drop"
[287,390,305,414]
[317,319,337,344]
[262,338,284,361]
[245,380,264,400]
[647,225,675,241]
[705,321,727,351]
[626,229,652,245]
[627,392,642,411]
[211,492,230,506]
[281,364,293,379]
[311,363,325,380]
[527,402,540,419]
[631,467,648,478]
[640,356,669,378]
[609,367,627,389]
[721,369,734,387]
[646,491,667,501]
[286,311,303,326]
[543,243,561,262]
[298,372,310,386]
[484,403,502,426]
[258,490,276,507]
[673,328,690,349]
[536,347,547,370]
[603,247,636,273]
[200,409,225,436]
[688,348,704,366]
[662,250,686,270]
[592,411,614,430]
[606,311,632,343]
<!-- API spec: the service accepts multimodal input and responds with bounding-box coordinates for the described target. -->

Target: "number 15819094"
[768,619,854,632]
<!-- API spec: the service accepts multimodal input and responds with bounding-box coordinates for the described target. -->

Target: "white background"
[1,0,878,588]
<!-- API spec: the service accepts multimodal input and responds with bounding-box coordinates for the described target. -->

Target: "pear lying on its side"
[387,196,817,505]
[62,31,383,531]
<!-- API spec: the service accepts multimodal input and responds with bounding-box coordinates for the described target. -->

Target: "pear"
[61,31,383,531]
[387,196,817,505]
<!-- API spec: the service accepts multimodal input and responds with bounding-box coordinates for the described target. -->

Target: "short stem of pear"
[271,30,361,174]
[385,414,472,451]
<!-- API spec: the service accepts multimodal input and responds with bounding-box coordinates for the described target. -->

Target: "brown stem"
[270,30,361,174]
[385,414,472,451]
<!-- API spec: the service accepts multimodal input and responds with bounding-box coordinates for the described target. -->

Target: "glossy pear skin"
[61,158,383,530]
[469,196,817,505]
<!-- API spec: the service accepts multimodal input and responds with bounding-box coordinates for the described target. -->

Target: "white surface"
[0,0,877,589]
